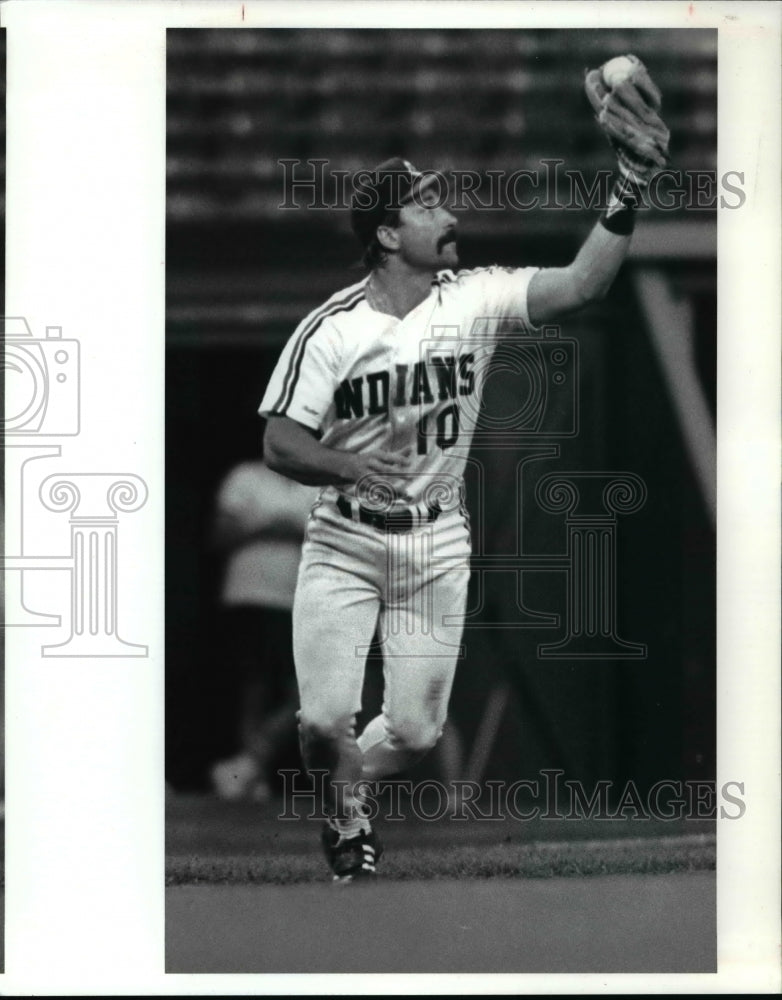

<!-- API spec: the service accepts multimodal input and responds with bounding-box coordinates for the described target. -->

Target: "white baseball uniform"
[259,264,539,777]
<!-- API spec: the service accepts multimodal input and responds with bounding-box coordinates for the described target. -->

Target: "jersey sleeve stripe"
[272,286,366,415]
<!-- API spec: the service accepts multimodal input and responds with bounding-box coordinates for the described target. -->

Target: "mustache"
[437,230,458,251]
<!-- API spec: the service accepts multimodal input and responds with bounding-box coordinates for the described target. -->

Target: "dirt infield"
[166,871,715,974]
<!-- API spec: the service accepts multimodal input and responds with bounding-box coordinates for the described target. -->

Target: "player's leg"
[358,512,471,780]
[293,506,384,825]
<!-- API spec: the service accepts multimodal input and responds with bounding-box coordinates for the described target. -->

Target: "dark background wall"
[165,28,716,798]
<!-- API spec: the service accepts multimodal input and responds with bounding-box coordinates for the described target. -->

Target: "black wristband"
[600,176,640,236]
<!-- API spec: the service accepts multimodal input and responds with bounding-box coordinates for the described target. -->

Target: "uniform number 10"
[417,403,460,454]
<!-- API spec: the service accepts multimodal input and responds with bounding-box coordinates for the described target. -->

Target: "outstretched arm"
[527,53,670,327]
[527,215,633,326]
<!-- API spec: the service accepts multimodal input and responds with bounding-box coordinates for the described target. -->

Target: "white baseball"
[602,56,635,89]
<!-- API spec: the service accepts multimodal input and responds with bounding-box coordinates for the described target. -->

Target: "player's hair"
[362,209,400,270]
[363,237,388,269]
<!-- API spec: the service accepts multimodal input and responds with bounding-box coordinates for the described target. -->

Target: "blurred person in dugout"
[210,459,318,802]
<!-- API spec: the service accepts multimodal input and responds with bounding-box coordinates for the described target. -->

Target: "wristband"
[600,176,640,236]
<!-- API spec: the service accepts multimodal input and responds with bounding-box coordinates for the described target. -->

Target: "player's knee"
[387,719,442,755]
[298,711,355,746]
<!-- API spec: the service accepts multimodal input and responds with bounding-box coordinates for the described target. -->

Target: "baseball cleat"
[320,821,383,883]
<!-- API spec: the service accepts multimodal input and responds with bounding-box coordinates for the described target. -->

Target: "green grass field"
[166,794,715,885]
[166,795,717,973]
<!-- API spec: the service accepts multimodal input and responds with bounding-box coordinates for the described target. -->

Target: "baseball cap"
[350,157,441,247]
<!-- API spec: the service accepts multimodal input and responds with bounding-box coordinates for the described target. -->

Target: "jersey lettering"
[333,354,476,421]
[458,353,475,395]
[366,371,390,415]
[431,356,457,400]
[411,361,434,405]
[436,403,460,449]
[417,403,461,454]
[417,413,428,455]
[393,364,408,406]
[334,377,364,419]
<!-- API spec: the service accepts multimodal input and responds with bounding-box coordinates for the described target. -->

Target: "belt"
[335,494,442,534]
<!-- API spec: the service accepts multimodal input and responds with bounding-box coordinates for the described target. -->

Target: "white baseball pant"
[293,493,471,811]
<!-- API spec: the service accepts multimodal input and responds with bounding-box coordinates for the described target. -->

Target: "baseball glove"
[584,54,670,186]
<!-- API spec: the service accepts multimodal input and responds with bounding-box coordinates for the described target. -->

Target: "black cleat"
[320,821,383,883]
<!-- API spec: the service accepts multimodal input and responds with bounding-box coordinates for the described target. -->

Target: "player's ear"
[376,223,400,253]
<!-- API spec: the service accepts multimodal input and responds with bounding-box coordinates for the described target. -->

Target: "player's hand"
[584,54,670,187]
[339,446,413,484]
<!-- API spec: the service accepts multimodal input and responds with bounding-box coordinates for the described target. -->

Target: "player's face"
[393,185,459,270]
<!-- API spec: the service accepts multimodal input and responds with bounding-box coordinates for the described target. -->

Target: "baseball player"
[259,57,669,881]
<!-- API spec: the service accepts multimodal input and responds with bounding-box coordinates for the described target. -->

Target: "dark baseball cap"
[350,157,441,247]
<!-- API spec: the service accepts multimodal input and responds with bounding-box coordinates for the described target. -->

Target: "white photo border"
[2,0,780,994]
